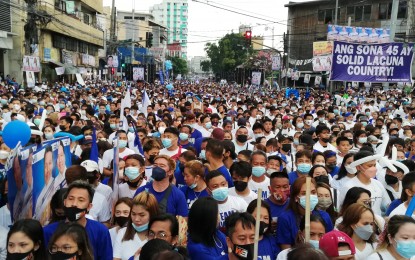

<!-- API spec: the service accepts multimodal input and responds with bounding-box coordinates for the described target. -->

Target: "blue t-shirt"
[288,171,301,185]
[276,209,333,246]
[216,165,234,188]
[174,163,186,189]
[329,166,340,177]
[265,198,289,219]
[134,182,189,217]
[405,151,415,160]
[43,219,112,260]
[190,128,203,144]
[386,199,403,216]
[187,230,228,260]
[180,142,195,150]
[258,235,280,259]
[180,186,209,209]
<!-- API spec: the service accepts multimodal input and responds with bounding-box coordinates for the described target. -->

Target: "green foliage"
[168,56,188,75]
[200,60,211,73]
[204,33,251,75]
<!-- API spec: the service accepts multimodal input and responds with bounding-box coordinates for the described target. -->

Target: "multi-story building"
[0,1,13,78]
[284,0,412,73]
[9,0,105,83]
[150,0,188,59]
[189,56,209,75]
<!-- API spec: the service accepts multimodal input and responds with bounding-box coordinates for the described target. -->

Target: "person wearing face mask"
[383,161,408,202]
[338,151,391,216]
[43,181,113,260]
[367,215,415,260]
[178,125,194,149]
[313,125,336,153]
[58,116,73,133]
[134,155,188,217]
[276,215,327,260]
[389,171,415,218]
[338,203,377,260]
[246,200,281,258]
[228,161,258,205]
[323,150,340,177]
[118,154,147,198]
[232,126,254,154]
[143,139,161,179]
[205,139,234,187]
[159,127,187,161]
[113,192,159,260]
[248,151,270,199]
[309,165,332,187]
[331,154,355,191]
[205,170,247,230]
[265,172,290,231]
[48,222,94,260]
[197,115,214,138]
[180,160,209,209]
[109,198,133,246]
[7,219,46,260]
[316,183,337,225]
[80,160,113,202]
[276,177,333,250]
[42,125,55,140]
[343,112,356,130]
[312,110,328,128]
[102,131,135,178]
[288,150,313,185]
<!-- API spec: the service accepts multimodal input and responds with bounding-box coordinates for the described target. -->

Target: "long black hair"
[339,187,371,216]
[188,197,219,247]
[7,219,47,259]
[336,153,354,181]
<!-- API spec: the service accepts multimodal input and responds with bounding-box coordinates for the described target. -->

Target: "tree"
[200,60,211,73]
[204,33,252,79]
[168,56,188,75]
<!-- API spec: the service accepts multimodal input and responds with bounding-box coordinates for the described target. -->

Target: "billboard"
[107,55,119,67]
[22,56,41,72]
[330,41,414,83]
[327,25,390,44]
[313,41,334,72]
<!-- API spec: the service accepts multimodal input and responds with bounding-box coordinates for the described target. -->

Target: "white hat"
[80,160,99,172]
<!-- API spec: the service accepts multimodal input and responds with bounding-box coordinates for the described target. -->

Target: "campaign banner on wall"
[22,56,41,72]
[327,25,390,44]
[304,74,311,84]
[133,67,145,81]
[26,71,35,87]
[107,55,118,67]
[271,55,281,70]
[313,41,333,72]
[252,72,261,85]
[330,41,414,83]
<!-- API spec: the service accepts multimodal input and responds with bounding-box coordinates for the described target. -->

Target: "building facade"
[0,0,13,79]
[285,0,412,72]
[150,0,188,59]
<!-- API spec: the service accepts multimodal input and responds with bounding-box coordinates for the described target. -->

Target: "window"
[79,42,88,53]
[66,38,77,51]
[355,6,363,21]
[398,1,407,19]
[318,10,325,22]
[318,9,334,24]
[124,16,132,19]
[379,3,392,19]
[363,5,371,20]
[52,34,66,49]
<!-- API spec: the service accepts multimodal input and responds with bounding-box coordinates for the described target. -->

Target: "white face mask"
[0,150,9,160]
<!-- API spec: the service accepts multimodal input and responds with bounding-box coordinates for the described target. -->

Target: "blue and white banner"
[330,41,414,83]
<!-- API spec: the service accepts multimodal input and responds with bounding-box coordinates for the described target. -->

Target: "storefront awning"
[49,60,65,67]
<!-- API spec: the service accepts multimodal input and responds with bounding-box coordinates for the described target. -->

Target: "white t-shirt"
[276,248,290,260]
[228,187,258,205]
[385,182,402,201]
[367,250,415,260]
[331,175,354,190]
[313,141,337,153]
[102,147,135,168]
[355,243,377,260]
[118,180,147,199]
[109,227,120,247]
[218,195,248,228]
[113,227,148,260]
[248,178,270,200]
[159,147,187,158]
[390,202,415,218]
[96,182,113,203]
[0,225,7,259]
[339,177,391,216]
[233,141,254,154]
[89,192,111,223]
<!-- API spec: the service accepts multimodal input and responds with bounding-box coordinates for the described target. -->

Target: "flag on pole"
[159,70,164,85]
[140,89,150,116]
[132,123,144,155]
[90,127,99,163]
[120,86,131,132]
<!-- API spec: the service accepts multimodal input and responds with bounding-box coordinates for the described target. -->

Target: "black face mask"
[233,181,248,192]
[313,138,319,143]
[375,124,383,129]
[236,135,248,143]
[148,155,156,165]
[385,174,399,185]
[315,175,330,185]
[114,216,129,227]
[7,251,33,260]
[152,166,167,181]
[259,221,268,236]
[321,137,330,143]
[326,164,336,170]
[127,179,140,188]
[333,131,340,136]
[59,125,67,131]
[232,243,254,260]
[63,206,87,222]
[49,251,78,260]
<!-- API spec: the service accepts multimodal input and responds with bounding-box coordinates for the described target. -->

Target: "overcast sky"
[103,0,306,58]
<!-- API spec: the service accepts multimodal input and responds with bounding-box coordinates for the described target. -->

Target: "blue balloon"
[166,84,174,90]
[3,120,31,148]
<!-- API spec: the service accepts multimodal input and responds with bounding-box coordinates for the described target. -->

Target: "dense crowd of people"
[0,79,415,260]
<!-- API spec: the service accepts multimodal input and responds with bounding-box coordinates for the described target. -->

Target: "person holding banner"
[276,176,333,250]
[43,181,113,260]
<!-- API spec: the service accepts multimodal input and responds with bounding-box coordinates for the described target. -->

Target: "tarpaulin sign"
[330,41,414,83]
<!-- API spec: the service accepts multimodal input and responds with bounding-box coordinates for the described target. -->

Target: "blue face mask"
[124,167,140,180]
[205,122,212,129]
[189,182,197,189]
[179,133,189,141]
[118,140,127,149]
[199,150,206,160]
[297,163,311,174]
[309,239,319,249]
[211,187,228,201]
[252,166,266,177]
[152,166,167,181]
[128,127,134,133]
[396,240,415,258]
[132,222,148,232]
[162,138,172,148]
[110,124,117,130]
[299,195,318,211]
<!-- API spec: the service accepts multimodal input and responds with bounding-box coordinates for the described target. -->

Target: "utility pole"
[390,0,400,41]
[284,31,290,87]
[334,0,339,25]
[131,0,135,63]
[110,0,116,41]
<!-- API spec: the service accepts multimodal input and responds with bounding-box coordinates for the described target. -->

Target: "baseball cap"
[80,160,99,172]
[319,230,356,257]
[211,128,225,141]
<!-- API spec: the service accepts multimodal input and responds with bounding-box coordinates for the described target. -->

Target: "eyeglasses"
[148,231,171,240]
[49,245,76,254]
